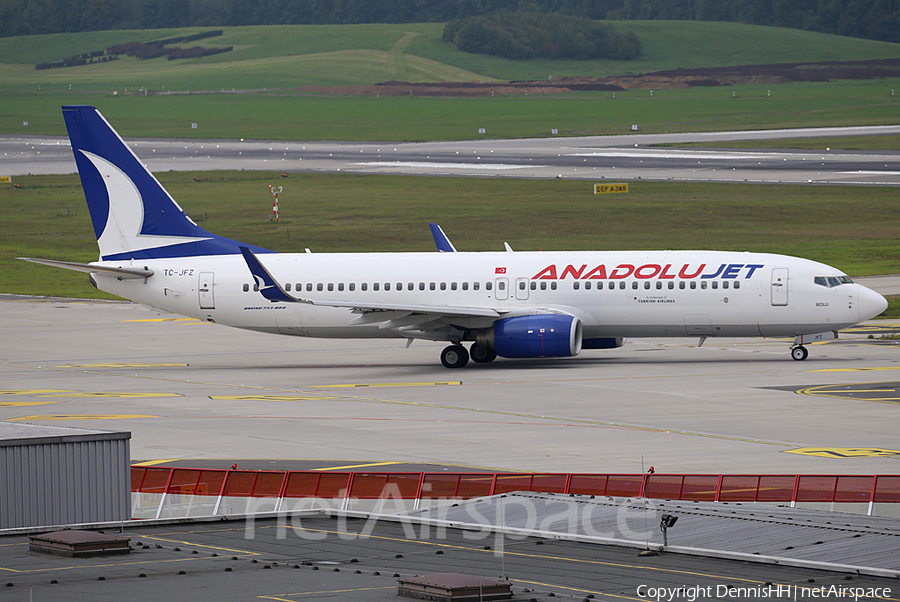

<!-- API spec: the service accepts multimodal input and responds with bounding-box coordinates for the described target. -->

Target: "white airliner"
[21,106,888,368]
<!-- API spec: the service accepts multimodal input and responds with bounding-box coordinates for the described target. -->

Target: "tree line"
[444,13,641,61]
[1,0,897,44]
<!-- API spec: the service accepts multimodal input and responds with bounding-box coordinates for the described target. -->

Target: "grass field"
[1,22,899,140]
[2,172,897,299]
[2,76,899,141]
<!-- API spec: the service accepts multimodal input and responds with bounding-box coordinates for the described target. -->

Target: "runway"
[3,296,899,475]
[3,124,900,185]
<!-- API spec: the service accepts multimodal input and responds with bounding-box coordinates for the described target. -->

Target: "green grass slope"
[2,22,899,91]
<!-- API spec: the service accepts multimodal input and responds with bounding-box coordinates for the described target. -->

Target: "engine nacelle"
[479,315,582,359]
[582,337,626,349]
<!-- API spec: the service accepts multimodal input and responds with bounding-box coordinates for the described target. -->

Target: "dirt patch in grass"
[294,58,900,96]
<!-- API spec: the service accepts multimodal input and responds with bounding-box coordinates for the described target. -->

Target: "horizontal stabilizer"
[18,257,154,279]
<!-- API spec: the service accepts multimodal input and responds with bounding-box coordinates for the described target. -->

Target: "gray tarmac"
[2,296,899,475]
[3,124,900,185]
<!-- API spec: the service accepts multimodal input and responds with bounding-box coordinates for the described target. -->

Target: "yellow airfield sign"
[594,183,628,194]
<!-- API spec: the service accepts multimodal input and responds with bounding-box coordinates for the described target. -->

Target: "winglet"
[429,223,457,252]
[239,246,300,303]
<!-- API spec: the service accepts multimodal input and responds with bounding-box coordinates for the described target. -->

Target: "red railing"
[131,467,900,505]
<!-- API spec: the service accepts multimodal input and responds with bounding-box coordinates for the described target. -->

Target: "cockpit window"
[815,275,853,288]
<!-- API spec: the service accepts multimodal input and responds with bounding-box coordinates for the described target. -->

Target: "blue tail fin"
[62,105,270,260]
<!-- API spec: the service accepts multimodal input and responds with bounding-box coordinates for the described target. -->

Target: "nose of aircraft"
[858,285,888,321]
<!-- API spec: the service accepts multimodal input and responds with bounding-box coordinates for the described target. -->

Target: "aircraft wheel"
[470,343,497,363]
[791,345,808,361]
[441,345,469,369]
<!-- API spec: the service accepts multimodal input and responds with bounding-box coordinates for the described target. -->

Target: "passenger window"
[551,282,557,290]
[440,282,447,291]
[462,282,468,291]
[474,282,480,291]
[498,281,506,291]
[243,283,249,292]
[520,281,527,290]
[711,281,718,289]
[486,282,492,291]
[540,282,547,290]
[667,281,674,290]
[530,281,537,290]
[722,281,729,289]
[619,282,626,290]
[349,283,355,291]
[362,283,367,291]
[384,283,390,291]
[285,283,291,291]
[585,281,592,290]
[253,283,259,292]
[451,282,457,291]
[573,282,580,290]
[678,281,685,289]
[632,282,638,290]
[317,283,323,292]
[338,283,344,291]
[690,281,696,290]
[644,282,650,290]
[734,281,740,289]
[408,282,414,291]
[700,282,707,289]
[419,282,425,291]
[396,282,402,291]
[328,283,334,291]
[429,282,435,290]
[374,282,380,291]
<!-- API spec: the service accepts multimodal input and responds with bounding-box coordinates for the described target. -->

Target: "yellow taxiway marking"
[56,363,189,369]
[53,392,181,398]
[209,395,341,401]
[1,389,180,399]
[9,414,159,421]
[259,587,395,601]
[132,459,180,467]
[809,366,900,372]
[0,389,74,395]
[311,381,462,389]
[795,382,900,404]
[123,317,201,323]
[313,461,404,471]
[785,447,900,459]
[0,401,59,407]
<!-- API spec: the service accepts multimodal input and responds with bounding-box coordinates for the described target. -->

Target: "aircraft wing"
[18,257,154,279]
[239,247,500,319]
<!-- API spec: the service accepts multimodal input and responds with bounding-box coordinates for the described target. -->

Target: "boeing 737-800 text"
[20,106,888,368]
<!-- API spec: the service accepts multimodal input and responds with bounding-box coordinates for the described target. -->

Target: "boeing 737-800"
[20,106,888,368]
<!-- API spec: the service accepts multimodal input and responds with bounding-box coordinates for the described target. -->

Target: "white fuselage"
[90,249,883,342]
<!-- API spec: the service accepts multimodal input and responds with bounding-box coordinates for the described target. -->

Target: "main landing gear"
[791,345,809,361]
[441,343,498,368]
[441,345,469,369]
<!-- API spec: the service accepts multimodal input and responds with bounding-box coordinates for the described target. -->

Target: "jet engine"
[477,314,582,358]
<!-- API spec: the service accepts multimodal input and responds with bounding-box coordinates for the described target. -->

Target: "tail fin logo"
[80,150,210,259]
